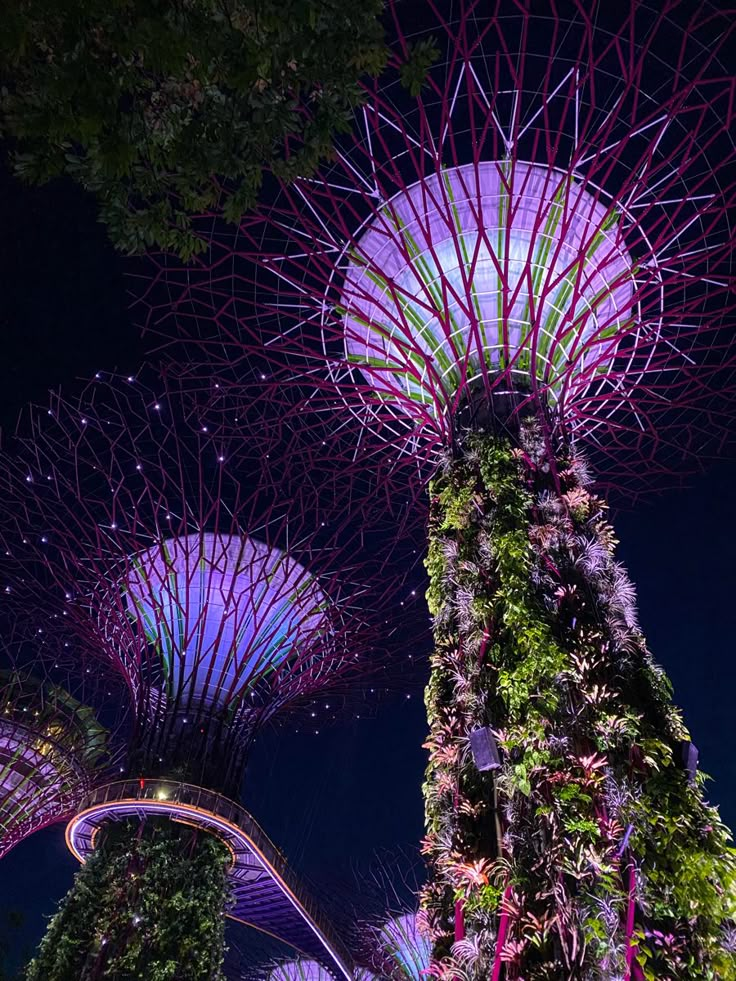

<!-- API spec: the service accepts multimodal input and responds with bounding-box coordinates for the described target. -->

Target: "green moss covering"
[25,819,230,980]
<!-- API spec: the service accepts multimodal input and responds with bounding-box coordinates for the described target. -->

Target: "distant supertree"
[246,849,431,981]
[0,373,420,979]
[365,913,431,981]
[136,2,736,978]
[266,960,361,981]
[0,649,119,860]
[343,849,430,981]
[262,913,429,981]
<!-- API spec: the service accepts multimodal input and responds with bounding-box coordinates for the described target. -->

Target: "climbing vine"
[26,819,230,980]
[420,421,736,980]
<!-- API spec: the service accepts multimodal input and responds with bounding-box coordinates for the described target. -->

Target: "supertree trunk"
[25,819,229,980]
[420,419,736,981]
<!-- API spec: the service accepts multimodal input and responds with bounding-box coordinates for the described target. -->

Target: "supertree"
[362,912,431,981]
[0,635,124,861]
[245,847,430,981]
[259,912,429,981]
[343,851,430,981]
[135,2,736,978]
[0,372,421,979]
[338,849,430,981]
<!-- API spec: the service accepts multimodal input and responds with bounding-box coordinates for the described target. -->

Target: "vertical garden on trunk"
[421,419,736,980]
[26,820,230,980]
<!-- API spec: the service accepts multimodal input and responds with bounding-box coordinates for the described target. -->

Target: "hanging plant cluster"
[420,420,736,981]
[26,818,231,981]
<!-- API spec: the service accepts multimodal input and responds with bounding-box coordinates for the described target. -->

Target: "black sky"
[0,155,735,970]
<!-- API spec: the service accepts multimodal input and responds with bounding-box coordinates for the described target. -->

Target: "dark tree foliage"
[25,820,230,980]
[0,911,27,981]
[0,0,387,259]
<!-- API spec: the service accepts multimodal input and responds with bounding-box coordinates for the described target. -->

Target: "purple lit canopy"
[123,532,329,712]
[377,913,431,981]
[0,669,109,859]
[267,961,375,981]
[342,161,635,419]
[0,373,422,791]
[268,960,342,981]
[139,0,736,494]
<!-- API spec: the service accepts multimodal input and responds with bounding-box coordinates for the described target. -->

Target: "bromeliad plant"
[421,420,736,981]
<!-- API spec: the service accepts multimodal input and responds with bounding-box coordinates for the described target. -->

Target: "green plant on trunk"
[25,819,230,980]
[420,420,736,980]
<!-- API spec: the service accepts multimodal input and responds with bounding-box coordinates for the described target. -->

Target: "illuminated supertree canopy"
[0,661,113,861]
[135,2,736,978]
[377,913,431,981]
[0,374,419,787]
[268,960,338,981]
[259,911,429,981]
[266,959,379,981]
[0,372,421,979]
[343,851,431,981]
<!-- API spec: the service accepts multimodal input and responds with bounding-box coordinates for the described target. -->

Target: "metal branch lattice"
[129,3,736,975]
[135,0,736,498]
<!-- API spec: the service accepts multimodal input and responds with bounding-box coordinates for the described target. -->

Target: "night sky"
[1,135,736,969]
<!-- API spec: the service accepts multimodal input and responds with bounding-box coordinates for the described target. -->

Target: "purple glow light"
[121,533,330,711]
[269,962,334,981]
[0,671,111,859]
[0,722,83,857]
[343,161,634,418]
[379,913,430,981]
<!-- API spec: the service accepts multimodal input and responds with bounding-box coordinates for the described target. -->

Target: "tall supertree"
[0,373,420,979]
[136,2,736,978]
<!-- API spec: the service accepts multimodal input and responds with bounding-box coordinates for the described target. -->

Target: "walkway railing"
[76,779,354,978]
